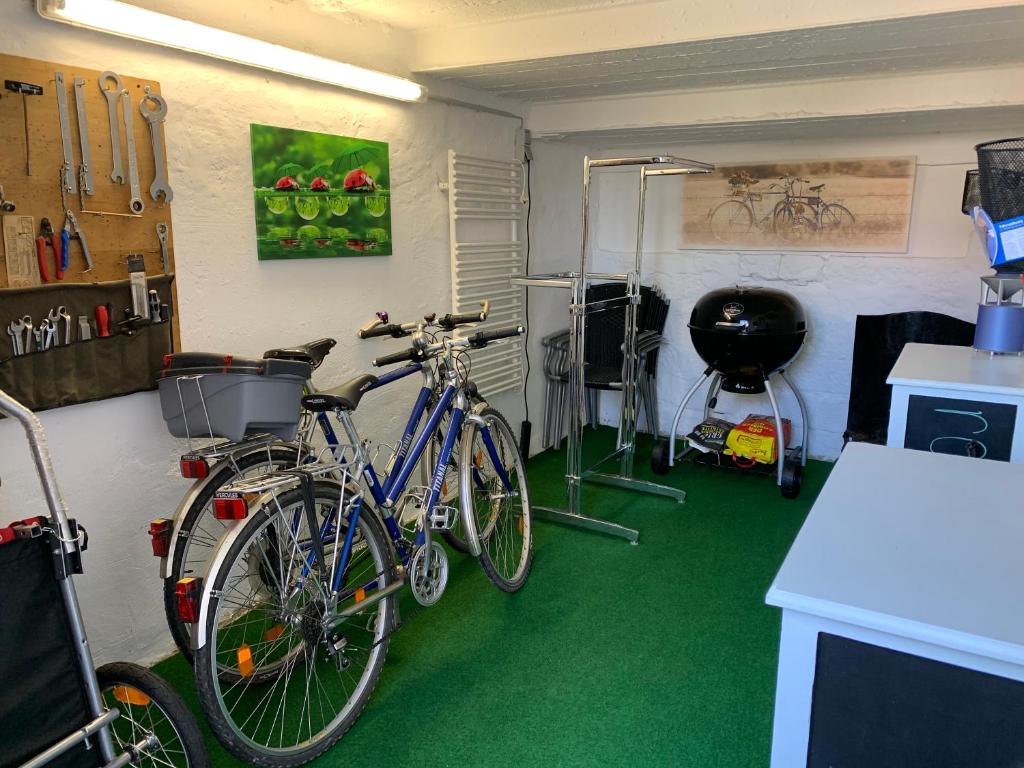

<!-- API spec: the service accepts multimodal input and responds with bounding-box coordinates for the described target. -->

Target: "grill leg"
[780,369,809,466]
[763,374,787,486]
[668,367,715,466]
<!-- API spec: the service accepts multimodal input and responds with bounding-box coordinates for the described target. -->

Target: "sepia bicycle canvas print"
[682,157,916,252]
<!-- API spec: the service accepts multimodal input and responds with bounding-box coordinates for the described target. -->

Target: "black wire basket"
[961,169,980,215]
[975,137,1024,222]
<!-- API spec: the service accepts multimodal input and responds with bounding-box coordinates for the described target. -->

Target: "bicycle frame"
[190,362,517,648]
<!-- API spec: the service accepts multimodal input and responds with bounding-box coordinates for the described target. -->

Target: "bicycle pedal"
[428,505,457,531]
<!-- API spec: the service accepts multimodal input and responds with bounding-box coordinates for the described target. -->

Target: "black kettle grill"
[688,286,807,393]
[653,285,809,498]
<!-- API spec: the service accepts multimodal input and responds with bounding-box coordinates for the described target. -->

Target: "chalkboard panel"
[904,394,1015,461]
[807,633,1024,768]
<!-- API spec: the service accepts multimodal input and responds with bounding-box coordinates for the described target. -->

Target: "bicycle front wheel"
[96,661,209,768]
[194,480,395,767]
[460,407,533,592]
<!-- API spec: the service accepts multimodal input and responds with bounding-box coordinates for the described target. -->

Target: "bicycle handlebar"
[357,322,414,339]
[437,299,490,331]
[359,299,490,339]
[371,323,525,367]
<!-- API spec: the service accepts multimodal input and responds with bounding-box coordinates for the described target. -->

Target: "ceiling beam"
[412,0,1022,72]
[526,64,1024,139]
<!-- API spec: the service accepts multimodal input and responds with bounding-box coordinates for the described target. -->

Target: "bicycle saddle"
[264,338,337,370]
[809,183,825,192]
[301,374,378,412]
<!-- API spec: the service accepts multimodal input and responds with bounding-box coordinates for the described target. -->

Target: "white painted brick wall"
[524,131,1009,460]
[0,5,521,664]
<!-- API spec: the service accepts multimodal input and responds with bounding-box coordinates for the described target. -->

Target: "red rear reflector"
[149,518,172,557]
[213,494,248,520]
[176,577,202,623]
[179,456,209,479]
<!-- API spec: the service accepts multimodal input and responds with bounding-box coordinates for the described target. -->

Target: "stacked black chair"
[542,282,669,449]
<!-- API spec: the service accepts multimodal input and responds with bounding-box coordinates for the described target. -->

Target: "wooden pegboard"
[0,52,179,347]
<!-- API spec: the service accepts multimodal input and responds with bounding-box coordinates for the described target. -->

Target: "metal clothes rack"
[513,155,713,543]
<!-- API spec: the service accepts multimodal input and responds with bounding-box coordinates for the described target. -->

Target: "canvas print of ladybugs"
[250,124,392,259]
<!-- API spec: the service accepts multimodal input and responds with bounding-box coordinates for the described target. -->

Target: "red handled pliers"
[36,217,62,282]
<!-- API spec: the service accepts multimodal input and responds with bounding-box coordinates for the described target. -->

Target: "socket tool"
[55,72,77,196]
[4,80,42,175]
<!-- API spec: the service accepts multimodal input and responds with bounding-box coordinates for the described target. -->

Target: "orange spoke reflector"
[112,686,151,707]
[238,644,254,677]
[441,480,447,496]
[474,450,484,468]
[264,624,284,643]
[355,587,366,603]
[518,516,524,535]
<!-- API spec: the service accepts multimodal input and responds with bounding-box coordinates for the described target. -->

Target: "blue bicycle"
[182,307,532,766]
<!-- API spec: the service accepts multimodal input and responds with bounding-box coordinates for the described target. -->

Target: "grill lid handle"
[714,319,749,331]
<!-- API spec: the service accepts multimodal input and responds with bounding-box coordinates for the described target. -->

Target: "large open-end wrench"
[99,72,125,184]
[121,89,145,214]
[140,87,173,204]
[55,72,77,195]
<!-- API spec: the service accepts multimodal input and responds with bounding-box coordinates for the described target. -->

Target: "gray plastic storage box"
[158,353,312,442]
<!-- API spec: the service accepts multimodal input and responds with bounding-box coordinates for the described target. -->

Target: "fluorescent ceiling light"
[37,0,427,103]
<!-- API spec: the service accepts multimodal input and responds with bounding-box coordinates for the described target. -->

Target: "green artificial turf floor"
[154,428,831,767]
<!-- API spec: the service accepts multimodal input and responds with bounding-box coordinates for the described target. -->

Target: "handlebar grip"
[358,323,407,339]
[438,299,490,330]
[372,347,421,367]
[468,325,525,348]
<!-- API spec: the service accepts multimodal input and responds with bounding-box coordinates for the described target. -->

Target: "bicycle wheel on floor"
[460,407,533,592]
[163,446,303,665]
[96,661,209,768]
[194,480,395,767]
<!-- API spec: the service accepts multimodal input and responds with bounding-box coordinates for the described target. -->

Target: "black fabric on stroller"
[0,533,101,768]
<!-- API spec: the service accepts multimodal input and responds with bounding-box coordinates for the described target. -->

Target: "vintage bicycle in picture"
[708,171,856,243]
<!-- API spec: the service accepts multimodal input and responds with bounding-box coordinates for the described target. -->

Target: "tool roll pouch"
[0,275,174,412]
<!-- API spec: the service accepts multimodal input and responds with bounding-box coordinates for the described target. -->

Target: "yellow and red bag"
[724,414,791,465]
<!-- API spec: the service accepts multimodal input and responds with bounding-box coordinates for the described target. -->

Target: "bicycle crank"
[409,541,448,607]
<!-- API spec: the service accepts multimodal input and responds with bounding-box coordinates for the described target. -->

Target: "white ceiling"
[290,0,652,30]
[422,6,1024,100]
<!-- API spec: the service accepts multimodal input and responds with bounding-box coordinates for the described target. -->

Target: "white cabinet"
[767,444,1024,766]
[886,342,1024,462]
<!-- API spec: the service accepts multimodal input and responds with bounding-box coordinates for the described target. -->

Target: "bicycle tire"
[194,480,395,767]
[460,407,533,592]
[163,446,303,664]
[96,661,209,768]
[772,202,814,242]
[708,200,754,242]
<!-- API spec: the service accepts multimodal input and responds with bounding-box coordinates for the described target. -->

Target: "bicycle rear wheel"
[96,661,209,768]
[460,407,533,592]
[194,481,395,767]
[164,446,303,664]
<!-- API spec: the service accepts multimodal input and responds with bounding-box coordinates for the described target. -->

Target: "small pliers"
[36,217,62,282]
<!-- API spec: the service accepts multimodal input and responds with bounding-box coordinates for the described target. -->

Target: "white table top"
[887,342,1024,397]
[767,442,1024,665]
